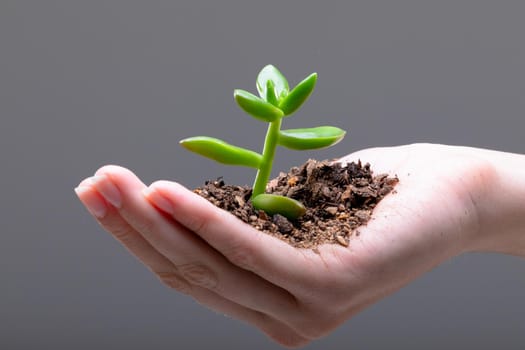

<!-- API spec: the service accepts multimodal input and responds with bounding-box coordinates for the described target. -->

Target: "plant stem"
[252,118,282,197]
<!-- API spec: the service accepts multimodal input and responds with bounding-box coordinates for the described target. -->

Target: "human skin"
[75,143,525,348]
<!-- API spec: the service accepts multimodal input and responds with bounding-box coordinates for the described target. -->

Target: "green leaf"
[256,65,289,102]
[265,80,279,106]
[234,89,284,122]
[180,136,262,168]
[251,194,306,219]
[279,72,317,116]
[278,126,346,150]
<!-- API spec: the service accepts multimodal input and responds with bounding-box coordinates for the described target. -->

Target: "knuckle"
[223,243,256,271]
[140,213,158,233]
[108,224,134,244]
[177,263,218,290]
[129,212,159,238]
[183,207,225,236]
[157,271,191,294]
[183,213,211,235]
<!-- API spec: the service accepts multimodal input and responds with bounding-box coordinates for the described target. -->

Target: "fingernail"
[75,186,107,219]
[90,175,122,208]
[143,187,174,214]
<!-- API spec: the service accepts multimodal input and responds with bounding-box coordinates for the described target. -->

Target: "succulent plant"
[180,65,346,219]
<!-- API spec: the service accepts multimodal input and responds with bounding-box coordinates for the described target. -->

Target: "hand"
[75,143,525,348]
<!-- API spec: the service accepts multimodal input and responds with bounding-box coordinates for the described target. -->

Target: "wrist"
[466,148,525,256]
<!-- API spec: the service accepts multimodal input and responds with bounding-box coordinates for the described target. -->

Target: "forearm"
[469,148,525,256]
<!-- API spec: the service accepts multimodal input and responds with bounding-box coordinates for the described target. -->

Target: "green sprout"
[180,65,346,219]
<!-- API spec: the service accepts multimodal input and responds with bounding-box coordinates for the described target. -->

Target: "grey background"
[1,1,524,349]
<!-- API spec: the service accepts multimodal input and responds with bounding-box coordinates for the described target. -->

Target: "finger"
[146,180,328,294]
[187,285,311,349]
[75,181,310,346]
[74,182,191,293]
[91,166,300,321]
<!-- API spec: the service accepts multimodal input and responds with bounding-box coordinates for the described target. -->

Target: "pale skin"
[75,143,525,348]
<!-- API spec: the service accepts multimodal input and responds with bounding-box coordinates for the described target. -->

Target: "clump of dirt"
[193,159,398,249]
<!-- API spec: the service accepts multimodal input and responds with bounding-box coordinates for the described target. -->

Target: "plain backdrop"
[1,1,524,349]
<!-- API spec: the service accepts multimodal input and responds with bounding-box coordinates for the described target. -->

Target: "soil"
[193,159,398,249]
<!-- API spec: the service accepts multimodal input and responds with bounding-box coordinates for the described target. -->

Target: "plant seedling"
[180,65,346,219]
